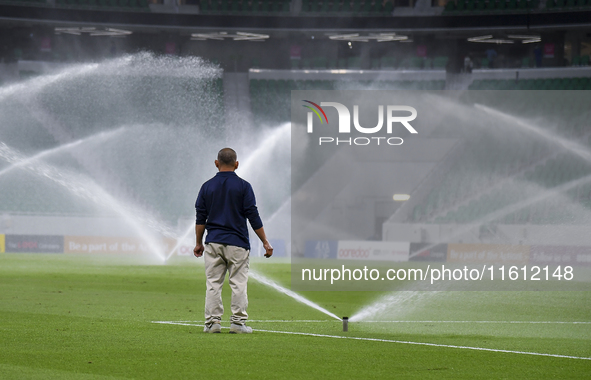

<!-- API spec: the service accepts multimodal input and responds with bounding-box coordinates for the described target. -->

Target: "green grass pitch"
[0,253,590,379]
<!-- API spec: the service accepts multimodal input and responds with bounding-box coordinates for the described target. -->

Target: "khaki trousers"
[204,242,249,326]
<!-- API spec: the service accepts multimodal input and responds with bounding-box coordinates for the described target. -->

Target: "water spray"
[165,222,195,261]
[250,270,341,321]
[0,139,171,262]
[0,128,124,179]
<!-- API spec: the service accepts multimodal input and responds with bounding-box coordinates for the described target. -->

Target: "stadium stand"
[469,77,591,90]
[571,55,590,66]
[0,0,46,3]
[200,0,291,12]
[0,0,590,226]
[443,0,540,12]
[55,0,150,9]
[0,171,111,216]
[300,0,394,14]
[289,55,447,70]
[545,0,591,9]
[242,67,586,230]
[408,89,591,225]
[0,0,152,10]
[0,74,223,218]
[423,148,591,225]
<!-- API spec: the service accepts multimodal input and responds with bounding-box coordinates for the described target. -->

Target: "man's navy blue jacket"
[195,171,263,250]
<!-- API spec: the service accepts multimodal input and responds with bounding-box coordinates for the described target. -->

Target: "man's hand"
[263,241,273,258]
[194,243,205,258]
[253,227,272,258]
[194,225,206,258]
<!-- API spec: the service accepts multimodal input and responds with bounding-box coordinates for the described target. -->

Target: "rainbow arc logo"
[302,100,328,124]
[301,99,417,143]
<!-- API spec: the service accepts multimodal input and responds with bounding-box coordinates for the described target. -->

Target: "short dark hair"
[217,147,237,166]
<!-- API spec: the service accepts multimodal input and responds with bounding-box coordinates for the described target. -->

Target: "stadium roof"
[1,5,590,34]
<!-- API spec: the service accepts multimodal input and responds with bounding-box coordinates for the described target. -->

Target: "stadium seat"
[362,0,372,12]
[347,57,362,68]
[380,56,396,68]
[311,57,328,69]
[572,55,581,66]
[412,204,424,222]
[444,0,457,11]
[433,56,448,68]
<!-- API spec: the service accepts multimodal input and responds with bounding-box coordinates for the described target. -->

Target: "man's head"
[215,147,239,171]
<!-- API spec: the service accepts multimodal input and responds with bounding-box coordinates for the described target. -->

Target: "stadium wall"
[0,215,288,257]
[3,232,590,267]
[0,233,288,257]
[303,239,591,266]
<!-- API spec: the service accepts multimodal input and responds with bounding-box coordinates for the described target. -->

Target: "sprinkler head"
[342,317,348,332]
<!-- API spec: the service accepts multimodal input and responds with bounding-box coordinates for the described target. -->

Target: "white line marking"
[155,320,336,323]
[153,320,591,324]
[361,321,591,324]
[152,321,591,361]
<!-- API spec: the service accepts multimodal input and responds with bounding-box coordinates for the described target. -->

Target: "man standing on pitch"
[194,148,273,334]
